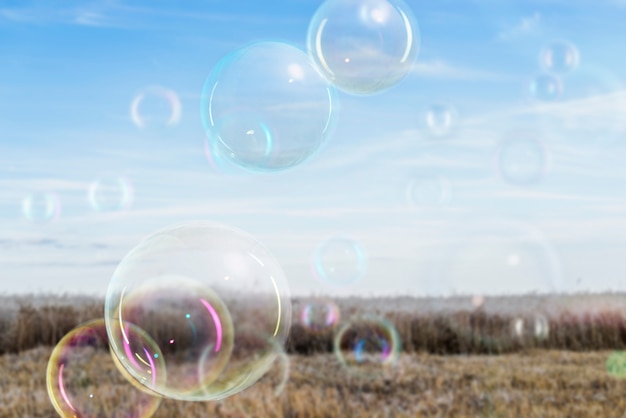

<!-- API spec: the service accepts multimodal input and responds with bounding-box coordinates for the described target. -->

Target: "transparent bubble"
[510,314,550,343]
[300,298,341,333]
[424,103,459,138]
[607,352,626,379]
[105,221,292,401]
[495,132,549,186]
[307,0,420,95]
[22,191,61,223]
[334,315,401,379]
[46,319,162,418]
[201,41,337,173]
[540,40,580,75]
[88,175,134,212]
[312,237,367,287]
[434,220,562,296]
[405,175,451,208]
[131,86,182,131]
[528,73,562,102]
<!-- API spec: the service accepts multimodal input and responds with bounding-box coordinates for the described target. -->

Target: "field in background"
[3,293,626,417]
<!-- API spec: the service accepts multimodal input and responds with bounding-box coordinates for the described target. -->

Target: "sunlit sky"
[1,0,626,297]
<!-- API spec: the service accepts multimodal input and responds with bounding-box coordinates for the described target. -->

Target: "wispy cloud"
[496,12,542,41]
[411,59,514,81]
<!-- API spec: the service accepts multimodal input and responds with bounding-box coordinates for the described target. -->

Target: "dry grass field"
[4,294,626,417]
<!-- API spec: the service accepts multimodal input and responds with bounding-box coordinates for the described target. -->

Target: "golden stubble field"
[3,346,626,417]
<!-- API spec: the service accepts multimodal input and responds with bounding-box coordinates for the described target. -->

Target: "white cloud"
[410,59,514,81]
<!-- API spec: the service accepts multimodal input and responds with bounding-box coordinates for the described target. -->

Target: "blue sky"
[1,0,626,297]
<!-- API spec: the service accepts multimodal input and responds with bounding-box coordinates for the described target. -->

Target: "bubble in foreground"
[405,175,451,208]
[105,221,292,401]
[424,103,459,138]
[22,191,61,223]
[540,40,580,75]
[334,315,401,379]
[511,314,550,343]
[528,73,562,102]
[306,0,420,95]
[607,352,626,379]
[88,175,134,212]
[300,298,340,333]
[201,41,336,173]
[312,237,367,287]
[46,319,162,418]
[131,86,182,131]
[495,133,549,186]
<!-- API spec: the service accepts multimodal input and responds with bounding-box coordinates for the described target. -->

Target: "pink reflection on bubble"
[200,298,223,353]
[130,86,182,129]
[143,347,157,389]
[58,363,77,413]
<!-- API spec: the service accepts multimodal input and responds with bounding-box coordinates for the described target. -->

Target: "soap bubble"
[105,221,292,401]
[88,175,134,212]
[46,319,162,418]
[22,191,61,223]
[528,73,562,102]
[201,41,337,173]
[312,237,367,287]
[307,0,420,95]
[424,103,459,138]
[131,86,181,131]
[334,315,401,379]
[607,352,626,379]
[540,40,580,75]
[511,314,550,343]
[495,132,549,186]
[405,175,451,208]
[300,298,341,333]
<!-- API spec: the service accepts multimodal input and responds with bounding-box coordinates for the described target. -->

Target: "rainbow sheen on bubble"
[312,237,367,287]
[105,221,292,401]
[528,73,562,102]
[424,103,459,138]
[540,40,580,75]
[495,132,549,186]
[22,191,61,223]
[334,315,400,379]
[306,0,420,95]
[201,41,337,173]
[405,175,451,208]
[88,175,134,212]
[46,319,162,418]
[300,298,340,333]
[131,86,181,131]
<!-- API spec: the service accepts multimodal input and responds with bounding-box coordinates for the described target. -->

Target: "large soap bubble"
[201,41,337,173]
[105,221,292,401]
[307,0,420,95]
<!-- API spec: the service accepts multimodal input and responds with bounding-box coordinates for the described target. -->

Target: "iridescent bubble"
[495,132,549,186]
[306,0,420,95]
[312,237,367,287]
[300,298,340,333]
[511,314,550,343]
[540,40,580,75]
[424,103,459,138]
[528,73,562,102]
[88,175,134,212]
[201,41,337,173]
[607,352,626,379]
[130,86,182,131]
[22,191,61,223]
[405,175,451,207]
[46,319,162,418]
[105,221,292,401]
[334,315,401,379]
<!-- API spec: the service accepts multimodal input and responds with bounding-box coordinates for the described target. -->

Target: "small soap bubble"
[334,315,401,379]
[46,319,163,418]
[312,237,367,287]
[405,175,451,208]
[131,86,182,131]
[201,41,337,173]
[607,352,626,379]
[424,104,459,138]
[511,314,550,343]
[88,175,134,212]
[528,73,562,102]
[300,298,341,333]
[540,40,580,75]
[495,132,549,186]
[307,0,420,95]
[22,191,61,223]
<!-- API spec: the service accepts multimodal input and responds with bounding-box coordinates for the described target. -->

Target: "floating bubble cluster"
[88,175,134,212]
[540,40,580,75]
[46,319,162,418]
[131,86,182,131]
[334,315,401,379]
[312,237,367,287]
[201,41,337,173]
[104,221,292,401]
[306,0,420,95]
[22,191,61,224]
[495,132,549,186]
[300,298,341,333]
